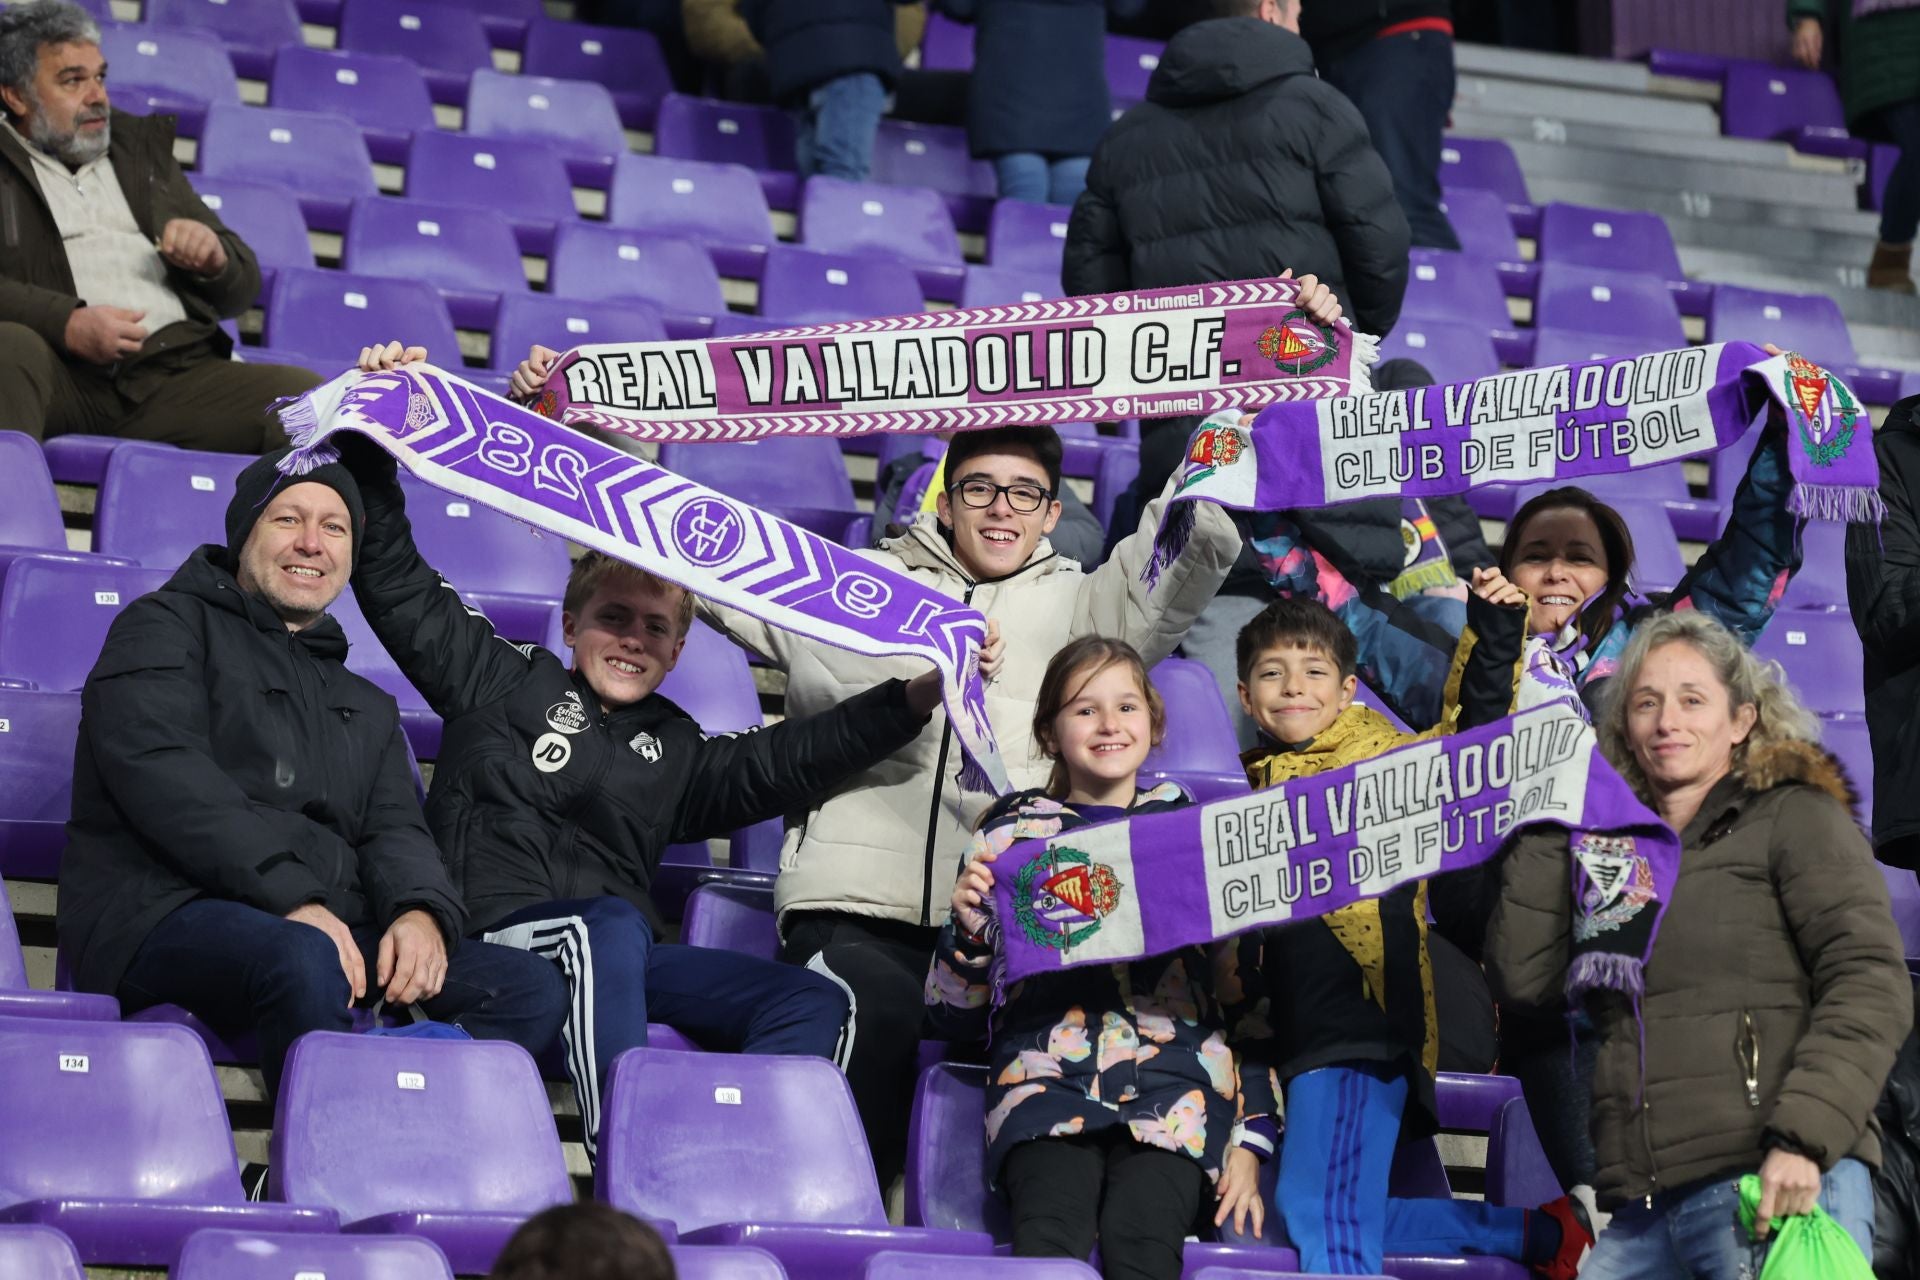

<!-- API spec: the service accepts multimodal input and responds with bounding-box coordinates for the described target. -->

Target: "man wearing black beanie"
[57,449,569,1100]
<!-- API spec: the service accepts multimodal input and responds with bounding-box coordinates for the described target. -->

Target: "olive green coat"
[1787,0,1920,131]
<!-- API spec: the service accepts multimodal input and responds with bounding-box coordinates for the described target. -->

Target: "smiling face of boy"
[1238,641,1357,746]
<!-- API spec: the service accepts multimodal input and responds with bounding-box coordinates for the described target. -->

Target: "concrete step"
[1448,106,1840,176]
[1494,137,1860,209]
[1674,248,1920,329]
[1453,75,1722,136]
[1455,41,1656,95]
[1521,174,1882,239]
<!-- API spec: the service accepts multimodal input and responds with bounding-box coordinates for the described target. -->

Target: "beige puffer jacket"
[698,485,1240,931]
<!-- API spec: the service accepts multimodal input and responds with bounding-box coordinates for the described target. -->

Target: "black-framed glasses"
[949,478,1055,514]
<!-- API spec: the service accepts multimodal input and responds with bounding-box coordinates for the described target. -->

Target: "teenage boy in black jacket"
[335,394,944,1160]
[59,452,569,1098]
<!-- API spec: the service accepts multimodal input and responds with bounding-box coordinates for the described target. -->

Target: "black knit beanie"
[225,447,367,568]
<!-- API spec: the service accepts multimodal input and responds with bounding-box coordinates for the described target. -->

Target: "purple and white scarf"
[987,704,1677,1004]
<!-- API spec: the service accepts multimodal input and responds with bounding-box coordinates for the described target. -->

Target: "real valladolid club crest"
[1013,846,1124,952]
[1782,351,1858,469]
[1256,308,1340,375]
[1572,832,1655,942]
[1179,422,1247,491]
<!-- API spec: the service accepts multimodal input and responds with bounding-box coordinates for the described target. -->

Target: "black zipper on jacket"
[921,579,976,926]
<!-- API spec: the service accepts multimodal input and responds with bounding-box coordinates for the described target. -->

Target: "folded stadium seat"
[757,244,924,326]
[1776,517,1847,612]
[870,120,999,236]
[403,131,578,257]
[233,347,349,378]
[1751,611,1865,718]
[392,472,572,643]
[196,103,377,234]
[174,1229,456,1280]
[326,587,443,761]
[656,436,864,545]
[266,266,461,367]
[0,1225,85,1280]
[548,224,727,339]
[343,195,527,332]
[271,1032,577,1276]
[608,154,777,280]
[0,1018,337,1265]
[523,17,673,131]
[268,46,436,169]
[986,198,1071,275]
[671,1245,791,1280]
[1401,250,1522,362]
[1543,460,1724,543]
[0,689,83,881]
[467,68,628,191]
[0,559,170,693]
[1352,681,1414,735]
[1090,441,1140,535]
[490,293,667,373]
[1823,716,1874,830]
[335,0,491,108]
[1525,327,1655,368]
[1138,657,1250,802]
[91,441,254,567]
[653,94,801,212]
[1531,262,1685,350]
[710,311,783,339]
[1438,136,1532,217]
[800,177,967,302]
[144,0,301,81]
[1437,185,1522,264]
[97,25,239,139]
[1719,60,1861,157]
[920,11,975,71]
[1429,1073,1562,1210]
[188,177,315,307]
[598,1049,994,1278]
[958,264,1060,309]
[869,1255,1099,1279]
[1,877,117,1020]
[1704,283,1902,404]
[1534,201,1710,316]
[1377,320,1500,384]
[465,0,545,51]
[38,432,129,487]
[0,431,98,581]
[1104,33,1164,109]
[681,883,778,961]
[1883,863,1920,961]
[1510,485,1687,595]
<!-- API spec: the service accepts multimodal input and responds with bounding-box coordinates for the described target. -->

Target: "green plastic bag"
[1735,1173,1876,1280]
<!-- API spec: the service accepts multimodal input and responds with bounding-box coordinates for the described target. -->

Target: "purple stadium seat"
[266,267,459,365]
[1537,201,1683,279]
[1823,716,1873,830]
[656,436,861,543]
[98,25,239,138]
[490,293,667,372]
[269,46,435,168]
[1560,460,1724,543]
[233,347,347,379]
[0,431,69,564]
[959,264,1060,309]
[1105,34,1164,107]
[0,1018,336,1264]
[336,0,491,107]
[1511,486,1686,594]
[467,68,627,190]
[92,442,252,569]
[801,177,966,300]
[465,0,545,50]
[196,103,377,234]
[608,154,775,280]
[1439,137,1530,209]
[870,1256,1100,1279]
[145,0,301,81]
[1432,1073,1563,1210]
[1378,320,1501,383]
[1091,441,1141,535]
[327,588,442,760]
[1706,424,1762,506]
[1437,185,1521,263]
[1140,658,1249,802]
[1401,250,1512,333]
[1778,517,1847,612]
[1754,611,1866,717]
[272,1032,571,1277]
[0,558,169,693]
[758,244,924,326]
[1882,861,1920,959]
[986,198,1071,274]
[682,883,778,962]
[598,1049,995,1280]
[0,690,83,881]
[1720,61,1856,154]
[393,473,571,644]
[0,1225,85,1280]
[188,177,314,302]
[523,17,672,130]
[1528,328,1653,367]
[35,435,125,487]
[920,12,974,70]
[1705,285,1901,404]
[343,195,527,331]
[405,130,576,257]
[1,879,119,1020]
[672,1245,791,1280]
[654,94,800,211]
[175,1230,455,1280]
[1532,262,1684,348]
[548,224,727,338]
[871,120,998,235]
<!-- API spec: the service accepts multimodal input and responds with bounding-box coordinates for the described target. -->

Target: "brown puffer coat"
[1485,738,1912,1210]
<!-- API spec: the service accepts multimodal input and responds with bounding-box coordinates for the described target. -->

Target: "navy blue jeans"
[792,71,887,180]
[1878,98,1920,245]
[1321,31,1462,252]
[483,895,849,1159]
[118,896,569,1099]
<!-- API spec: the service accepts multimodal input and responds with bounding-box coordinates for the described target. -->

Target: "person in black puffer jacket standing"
[740,0,918,180]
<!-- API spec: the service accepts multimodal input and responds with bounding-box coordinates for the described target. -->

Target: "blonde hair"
[1031,636,1165,800]
[1596,610,1819,802]
[562,552,695,637]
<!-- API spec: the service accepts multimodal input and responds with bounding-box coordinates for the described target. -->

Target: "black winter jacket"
[1062,17,1409,338]
[1848,395,1920,869]
[1300,0,1451,63]
[58,549,463,997]
[937,0,1144,159]
[1874,1002,1920,1280]
[741,0,914,105]
[346,471,931,936]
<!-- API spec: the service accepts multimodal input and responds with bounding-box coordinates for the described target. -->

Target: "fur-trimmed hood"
[1738,736,1859,813]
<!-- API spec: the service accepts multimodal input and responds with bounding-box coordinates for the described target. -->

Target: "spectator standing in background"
[1789,0,1920,293]
[739,0,919,180]
[935,0,1145,205]
[684,0,926,106]
[1300,0,1462,252]
[1064,0,1409,532]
